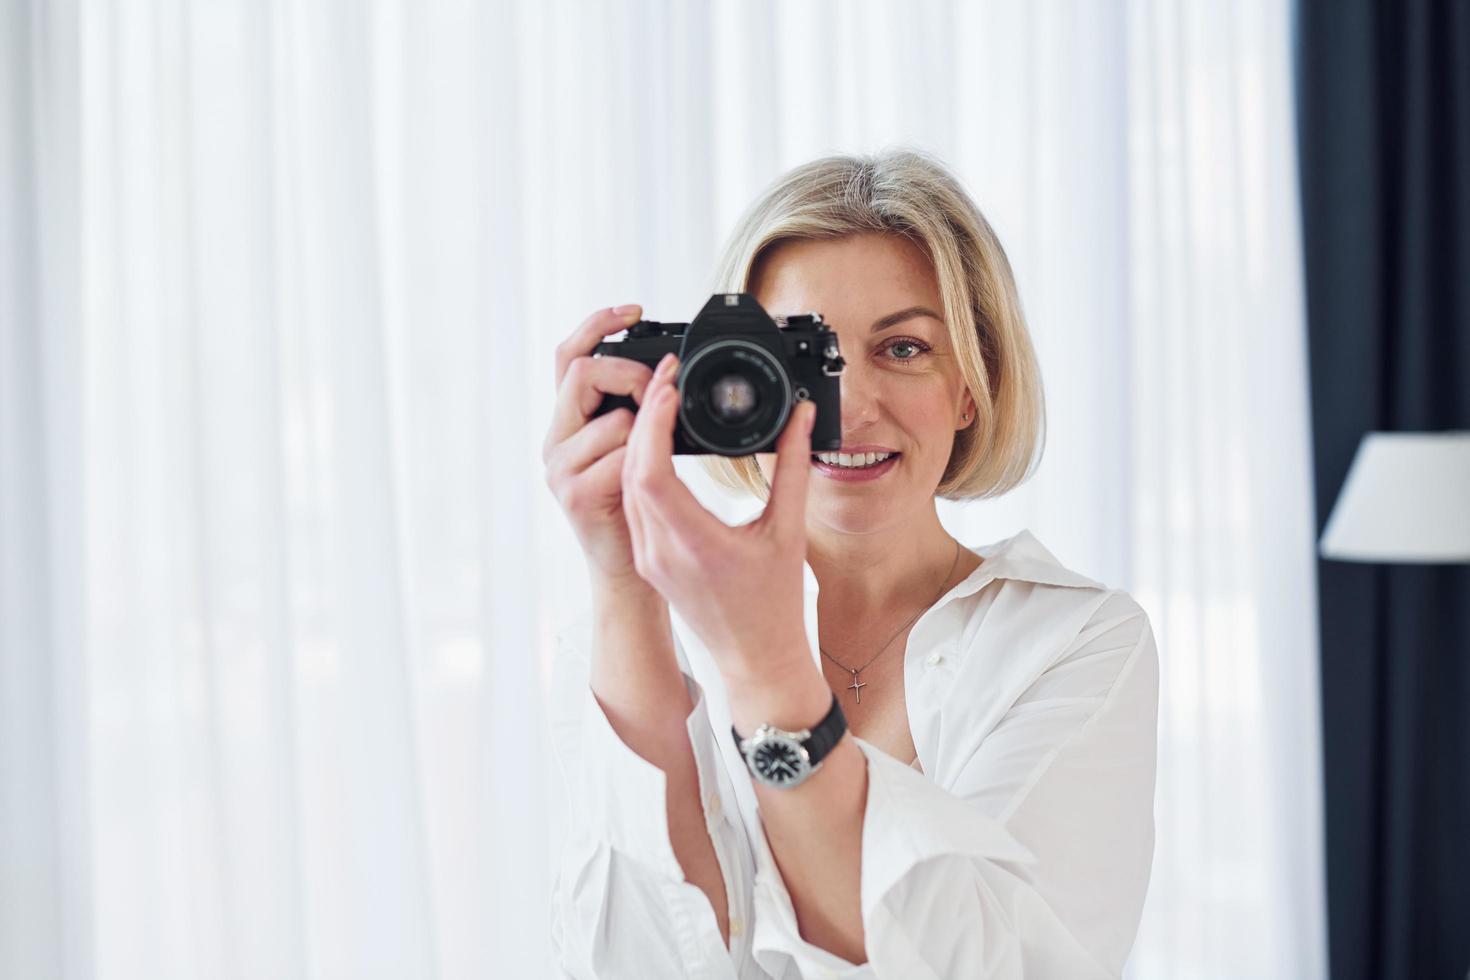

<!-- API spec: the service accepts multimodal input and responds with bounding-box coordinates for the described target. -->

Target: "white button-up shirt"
[548,529,1159,978]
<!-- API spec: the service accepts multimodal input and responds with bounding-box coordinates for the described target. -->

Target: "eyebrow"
[870,305,943,333]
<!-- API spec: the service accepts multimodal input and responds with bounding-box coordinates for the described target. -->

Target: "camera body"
[592,293,845,456]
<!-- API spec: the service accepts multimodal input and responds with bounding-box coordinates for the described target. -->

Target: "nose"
[837,358,880,432]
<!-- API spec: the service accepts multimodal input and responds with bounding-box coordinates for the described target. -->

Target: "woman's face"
[752,232,976,535]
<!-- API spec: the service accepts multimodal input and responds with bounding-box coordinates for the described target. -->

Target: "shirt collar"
[800,528,1105,607]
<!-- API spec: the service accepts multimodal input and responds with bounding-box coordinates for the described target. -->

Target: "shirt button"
[729,916,744,937]
[925,650,945,667]
[706,792,723,820]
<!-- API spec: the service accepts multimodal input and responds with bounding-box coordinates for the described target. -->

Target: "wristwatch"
[730,692,847,790]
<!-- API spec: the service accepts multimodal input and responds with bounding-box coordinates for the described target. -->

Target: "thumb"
[761,401,815,536]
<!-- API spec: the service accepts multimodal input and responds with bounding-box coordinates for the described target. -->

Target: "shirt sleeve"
[748,589,1160,980]
[546,608,755,980]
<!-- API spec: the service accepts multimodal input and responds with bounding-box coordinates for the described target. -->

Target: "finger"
[759,400,816,537]
[579,444,627,501]
[544,354,656,454]
[619,358,666,568]
[621,412,650,569]
[625,355,725,539]
[546,406,635,477]
[623,354,679,498]
[554,305,643,387]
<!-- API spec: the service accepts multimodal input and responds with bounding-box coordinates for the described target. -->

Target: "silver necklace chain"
[819,539,963,704]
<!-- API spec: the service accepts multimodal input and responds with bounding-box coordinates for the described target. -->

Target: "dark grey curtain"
[1296,1,1470,978]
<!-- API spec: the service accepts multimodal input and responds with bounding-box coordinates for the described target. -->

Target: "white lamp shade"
[1319,431,1470,563]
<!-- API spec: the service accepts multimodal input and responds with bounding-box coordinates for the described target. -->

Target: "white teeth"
[814,451,894,468]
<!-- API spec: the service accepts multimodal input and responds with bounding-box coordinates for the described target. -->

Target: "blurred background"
[2,1,1466,978]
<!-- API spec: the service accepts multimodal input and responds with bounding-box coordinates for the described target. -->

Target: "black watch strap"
[730,691,848,766]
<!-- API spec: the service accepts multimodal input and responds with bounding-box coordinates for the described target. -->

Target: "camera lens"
[708,374,759,425]
[677,338,792,455]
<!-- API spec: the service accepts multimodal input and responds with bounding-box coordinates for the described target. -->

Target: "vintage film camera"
[591,293,845,456]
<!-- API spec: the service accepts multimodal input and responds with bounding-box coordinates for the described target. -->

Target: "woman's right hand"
[543,304,666,589]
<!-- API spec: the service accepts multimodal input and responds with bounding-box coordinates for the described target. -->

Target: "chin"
[808,495,913,535]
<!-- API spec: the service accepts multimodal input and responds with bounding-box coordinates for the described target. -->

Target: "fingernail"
[613,304,641,318]
[805,402,817,433]
[659,353,678,376]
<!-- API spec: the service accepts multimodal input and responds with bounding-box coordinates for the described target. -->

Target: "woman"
[543,149,1159,979]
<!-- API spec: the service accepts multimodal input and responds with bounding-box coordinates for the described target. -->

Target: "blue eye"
[885,337,932,361]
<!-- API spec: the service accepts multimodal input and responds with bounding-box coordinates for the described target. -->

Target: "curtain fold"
[1297,1,1470,977]
[2,0,94,977]
[1,2,1323,977]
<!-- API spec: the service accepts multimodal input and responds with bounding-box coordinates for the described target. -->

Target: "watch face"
[752,737,809,786]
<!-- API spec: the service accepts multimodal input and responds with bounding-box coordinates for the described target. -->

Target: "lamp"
[1319,431,1470,563]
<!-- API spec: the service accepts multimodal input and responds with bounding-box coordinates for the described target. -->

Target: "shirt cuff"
[854,738,1037,898]
[749,741,1039,979]
[570,668,728,882]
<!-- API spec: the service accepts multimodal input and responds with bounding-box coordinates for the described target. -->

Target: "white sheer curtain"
[1,1,1324,978]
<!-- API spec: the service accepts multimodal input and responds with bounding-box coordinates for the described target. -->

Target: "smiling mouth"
[809,451,901,470]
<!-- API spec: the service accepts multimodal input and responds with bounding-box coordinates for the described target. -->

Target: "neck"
[806,506,970,621]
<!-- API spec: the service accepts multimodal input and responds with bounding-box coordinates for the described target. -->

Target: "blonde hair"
[698,146,1045,503]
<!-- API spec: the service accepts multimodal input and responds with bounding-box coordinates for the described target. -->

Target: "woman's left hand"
[621,352,817,687]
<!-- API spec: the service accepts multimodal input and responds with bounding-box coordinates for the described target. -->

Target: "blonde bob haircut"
[698,146,1045,503]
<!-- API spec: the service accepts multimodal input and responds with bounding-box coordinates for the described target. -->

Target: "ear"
[957,391,977,430]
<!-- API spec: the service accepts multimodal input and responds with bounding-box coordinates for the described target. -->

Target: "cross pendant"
[847,670,867,703]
